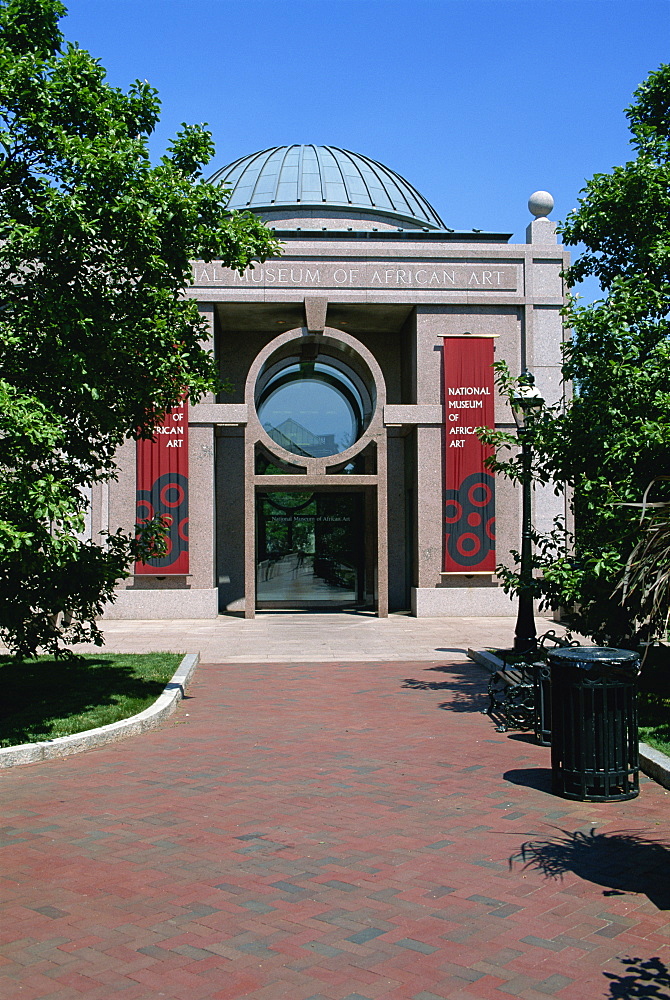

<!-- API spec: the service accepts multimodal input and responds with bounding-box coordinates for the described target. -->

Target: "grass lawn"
[639,669,670,758]
[0,652,183,748]
[637,644,670,757]
[639,702,670,757]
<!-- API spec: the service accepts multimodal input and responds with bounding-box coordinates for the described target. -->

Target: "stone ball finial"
[528,191,554,218]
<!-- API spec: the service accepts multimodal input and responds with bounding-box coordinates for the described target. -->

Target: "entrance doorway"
[256,491,364,608]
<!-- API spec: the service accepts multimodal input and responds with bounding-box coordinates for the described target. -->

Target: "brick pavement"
[1,656,668,1000]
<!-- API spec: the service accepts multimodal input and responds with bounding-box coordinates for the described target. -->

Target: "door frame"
[242,326,388,618]
[255,488,367,610]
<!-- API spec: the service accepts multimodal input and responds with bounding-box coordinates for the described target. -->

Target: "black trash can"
[548,647,640,802]
[533,660,552,747]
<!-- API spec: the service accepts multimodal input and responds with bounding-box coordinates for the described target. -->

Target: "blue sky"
[63,0,669,296]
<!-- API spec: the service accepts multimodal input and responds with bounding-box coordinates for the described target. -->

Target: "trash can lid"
[547,646,639,672]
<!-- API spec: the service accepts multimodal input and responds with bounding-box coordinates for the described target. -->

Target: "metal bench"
[483,630,579,736]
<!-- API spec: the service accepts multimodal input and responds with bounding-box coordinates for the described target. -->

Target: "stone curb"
[467,648,670,792]
[0,652,199,768]
[638,742,670,792]
[467,647,504,674]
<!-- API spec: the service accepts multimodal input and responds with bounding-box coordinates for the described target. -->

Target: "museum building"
[95,144,569,620]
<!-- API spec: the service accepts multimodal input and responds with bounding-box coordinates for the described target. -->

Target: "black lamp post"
[511,372,544,653]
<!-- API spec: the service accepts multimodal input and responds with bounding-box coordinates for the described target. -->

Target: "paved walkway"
[1,630,669,999]
[74,613,582,661]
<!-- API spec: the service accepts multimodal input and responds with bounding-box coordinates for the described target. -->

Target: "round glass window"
[257,361,368,458]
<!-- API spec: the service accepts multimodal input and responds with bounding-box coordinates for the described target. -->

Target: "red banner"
[443,337,495,572]
[135,399,189,575]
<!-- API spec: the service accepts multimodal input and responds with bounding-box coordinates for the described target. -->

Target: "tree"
[483,65,670,645]
[0,0,280,655]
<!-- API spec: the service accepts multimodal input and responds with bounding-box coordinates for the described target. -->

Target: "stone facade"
[97,146,569,619]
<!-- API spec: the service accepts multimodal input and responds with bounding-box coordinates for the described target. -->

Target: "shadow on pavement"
[509,827,670,910]
[503,767,553,793]
[506,732,541,745]
[401,663,487,713]
[604,956,670,998]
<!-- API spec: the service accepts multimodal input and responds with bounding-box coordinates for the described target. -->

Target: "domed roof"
[208,145,446,230]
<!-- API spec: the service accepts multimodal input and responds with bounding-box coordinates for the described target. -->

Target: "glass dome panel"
[208,145,446,229]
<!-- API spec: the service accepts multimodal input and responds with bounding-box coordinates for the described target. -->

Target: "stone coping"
[0,653,199,768]
[468,647,670,792]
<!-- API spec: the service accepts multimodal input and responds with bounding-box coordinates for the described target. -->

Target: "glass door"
[256,492,364,608]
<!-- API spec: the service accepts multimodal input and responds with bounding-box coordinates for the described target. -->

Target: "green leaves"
[627,64,670,161]
[486,66,670,643]
[559,65,670,293]
[0,0,64,58]
[0,0,281,655]
[166,123,216,178]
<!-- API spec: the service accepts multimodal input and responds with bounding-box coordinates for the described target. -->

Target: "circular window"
[257,359,370,458]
